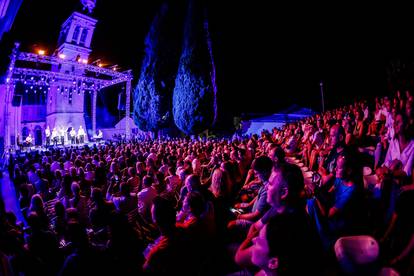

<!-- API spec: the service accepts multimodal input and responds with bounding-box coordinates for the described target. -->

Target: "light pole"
[320,81,325,113]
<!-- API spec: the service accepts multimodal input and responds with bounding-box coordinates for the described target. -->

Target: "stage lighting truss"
[3,42,134,149]
[6,43,133,95]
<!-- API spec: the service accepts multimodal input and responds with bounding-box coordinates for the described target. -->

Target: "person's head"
[251,214,305,275]
[185,174,201,192]
[55,169,62,179]
[71,182,81,196]
[211,169,229,198]
[268,146,285,168]
[267,163,304,210]
[151,196,176,233]
[329,124,345,148]
[335,151,362,185]
[394,111,410,138]
[54,200,66,217]
[142,175,153,188]
[385,97,392,112]
[252,155,273,182]
[186,191,205,218]
[128,167,136,177]
[30,194,44,212]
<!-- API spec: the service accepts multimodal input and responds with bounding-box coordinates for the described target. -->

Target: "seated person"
[106,181,137,214]
[382,112,414,178]
[307,151,362,250]
[228,156,273,234]
[381,189,414,275]
[235,163,323,269]
[248,213,322,276]
[143,196,190,274]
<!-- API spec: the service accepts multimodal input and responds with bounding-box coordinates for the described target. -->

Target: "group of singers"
[45,125,86,146]
[18,126,103,150]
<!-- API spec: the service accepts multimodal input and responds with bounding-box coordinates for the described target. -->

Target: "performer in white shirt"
[70,128,76,144]
[25,134,33,148]
[45,126,51,147]
[51,127,58,146]
[78,125,86,144]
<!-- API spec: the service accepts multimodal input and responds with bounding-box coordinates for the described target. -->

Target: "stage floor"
[8,140,107,154]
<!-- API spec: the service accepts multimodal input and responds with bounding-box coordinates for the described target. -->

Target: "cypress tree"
[133,3,182,134]
[172,0,217,135]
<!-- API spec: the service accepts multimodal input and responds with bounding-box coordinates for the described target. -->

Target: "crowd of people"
[0,89,413,275]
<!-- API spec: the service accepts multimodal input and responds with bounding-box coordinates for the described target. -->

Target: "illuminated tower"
[46,2,97,142]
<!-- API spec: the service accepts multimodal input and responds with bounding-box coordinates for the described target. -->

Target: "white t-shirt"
[383,138,414,176]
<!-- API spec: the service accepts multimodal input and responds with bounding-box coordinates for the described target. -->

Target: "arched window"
[34,125,42,146]
[72,25,80,44]
[22,127,29,140]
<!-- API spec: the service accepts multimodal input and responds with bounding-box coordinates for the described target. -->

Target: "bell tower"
[46,1,97,143]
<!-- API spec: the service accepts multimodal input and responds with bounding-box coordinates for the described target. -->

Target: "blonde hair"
[211,169,230,197]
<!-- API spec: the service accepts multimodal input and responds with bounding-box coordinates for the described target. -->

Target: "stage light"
[98,63,103,67]
[59,54,66,59]
[38,50,45,55]
[82,59,88,64]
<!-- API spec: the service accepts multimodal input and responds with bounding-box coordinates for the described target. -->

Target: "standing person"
[52,127,58,146]
[78,125,85,144]
[45,126,51,147]
[97,129,103,142]
[70,127,76,144]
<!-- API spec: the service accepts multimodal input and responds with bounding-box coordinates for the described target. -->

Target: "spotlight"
[59,54,66,59]
[38,50,45,55]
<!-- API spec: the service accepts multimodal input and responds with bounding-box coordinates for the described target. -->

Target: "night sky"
[2,1,414,125]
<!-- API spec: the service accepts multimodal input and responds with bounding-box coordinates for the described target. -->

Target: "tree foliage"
[133,3,182,132]
[172,0,217,135]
